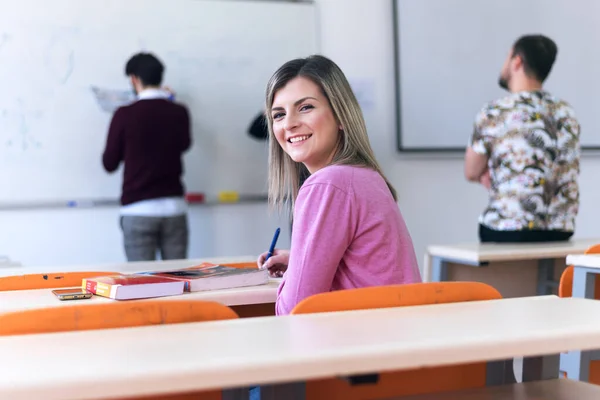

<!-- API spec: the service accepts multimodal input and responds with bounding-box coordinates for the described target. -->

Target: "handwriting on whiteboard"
[1,99,43,151]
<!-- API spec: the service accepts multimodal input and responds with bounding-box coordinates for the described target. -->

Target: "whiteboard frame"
[391,0,600,153]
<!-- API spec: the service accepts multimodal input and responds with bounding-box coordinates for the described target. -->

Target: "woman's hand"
[257,249,290,278]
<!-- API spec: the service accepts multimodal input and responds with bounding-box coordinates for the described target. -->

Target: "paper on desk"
[91,86,136,113]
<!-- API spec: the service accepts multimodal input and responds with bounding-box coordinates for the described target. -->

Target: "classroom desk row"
[0,255,280,318]
[1,296,600,399]
[4,250,600,399]
[424,238,600,297]
[0,277,281,317]
[561,253,600,382]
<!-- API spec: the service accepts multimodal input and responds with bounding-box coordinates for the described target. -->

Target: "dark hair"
[124,52,164,86]
[512,35,557,83]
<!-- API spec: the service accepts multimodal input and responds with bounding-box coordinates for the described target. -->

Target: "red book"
[82,275,185,300]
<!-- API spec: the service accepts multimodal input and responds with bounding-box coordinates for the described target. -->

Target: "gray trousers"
[120,214,188,261]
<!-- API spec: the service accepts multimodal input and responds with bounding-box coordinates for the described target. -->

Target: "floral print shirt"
[470,90,580,231]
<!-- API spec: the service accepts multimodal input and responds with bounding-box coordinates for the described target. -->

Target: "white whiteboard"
[394,0,600,151]
[0,0,317,203]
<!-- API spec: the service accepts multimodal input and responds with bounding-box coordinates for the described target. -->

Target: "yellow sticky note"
[218,191,240,203]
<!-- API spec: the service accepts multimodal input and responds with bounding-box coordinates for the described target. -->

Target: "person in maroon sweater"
[102,53,192,261]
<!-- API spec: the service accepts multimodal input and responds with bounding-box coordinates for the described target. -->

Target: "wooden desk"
[0,256,278,317]
[0,279,280,318]
[425,239,600,296]
[561,253,600,381]
[1,296,600,399]
[565,254,600,300]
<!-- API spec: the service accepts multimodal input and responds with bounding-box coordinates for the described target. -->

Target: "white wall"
[0,205,290,267]
[315,0,600,267]
[3,0,599,270]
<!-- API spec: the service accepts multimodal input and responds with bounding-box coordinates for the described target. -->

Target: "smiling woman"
[256,55,422,316]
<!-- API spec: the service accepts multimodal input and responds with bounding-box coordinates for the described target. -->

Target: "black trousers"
[479,224,573,243]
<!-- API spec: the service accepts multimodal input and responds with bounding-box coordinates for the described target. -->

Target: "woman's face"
[271,76,340,173]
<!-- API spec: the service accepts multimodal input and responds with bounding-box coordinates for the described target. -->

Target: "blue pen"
[264,227,281,262]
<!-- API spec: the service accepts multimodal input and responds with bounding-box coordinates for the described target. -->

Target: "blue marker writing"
[264,227,281,263]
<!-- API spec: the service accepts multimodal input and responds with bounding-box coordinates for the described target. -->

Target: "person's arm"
[275,183,354,315]
[464,147,488,182]
[102,108,125,173]
[465,108,492,184]
[180,106,192,152]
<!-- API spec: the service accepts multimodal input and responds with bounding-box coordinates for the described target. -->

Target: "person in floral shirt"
[464,34,580,243]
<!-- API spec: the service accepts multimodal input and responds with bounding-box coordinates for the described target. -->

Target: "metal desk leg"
[572,266,597,299]
[562,266,597,381]
[259,382,306,400]
[486,359,516,385]
[431,257,448,282]
[536,259,555,295]
[522,354,559,382]
[423,253,431,282]
[562,350,593,382]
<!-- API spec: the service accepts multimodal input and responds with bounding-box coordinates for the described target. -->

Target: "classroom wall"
[3,0,599,269]
[315,0,600,268]
[0,204,290,267]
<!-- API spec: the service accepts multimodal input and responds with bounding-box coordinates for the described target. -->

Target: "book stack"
[82,263,268,300]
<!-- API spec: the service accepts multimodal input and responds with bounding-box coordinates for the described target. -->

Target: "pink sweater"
[276,165,421,315]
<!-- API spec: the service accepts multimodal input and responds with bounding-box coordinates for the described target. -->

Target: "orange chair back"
[0,300,238,336]
[0,271,120,291]
[558,243,600,298]
[291,282,502,399]
[0,300,239,400]
[293,281,502,314]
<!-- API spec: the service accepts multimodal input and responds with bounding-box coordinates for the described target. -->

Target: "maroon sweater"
[102,99,191,206]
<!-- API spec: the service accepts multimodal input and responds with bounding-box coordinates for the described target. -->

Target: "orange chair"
[0,271,120,291]
[291,281,504,399]
[558,243,600,383]
[0,300,239,400]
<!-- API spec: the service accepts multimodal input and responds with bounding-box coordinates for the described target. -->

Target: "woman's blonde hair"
[265,55,396,211]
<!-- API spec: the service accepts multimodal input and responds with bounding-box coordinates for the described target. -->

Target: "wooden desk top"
[1,296,600,399]
[0,255,257,277]
[0,279,281,314]
[427,238,600,263]
[566,254,600,270]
